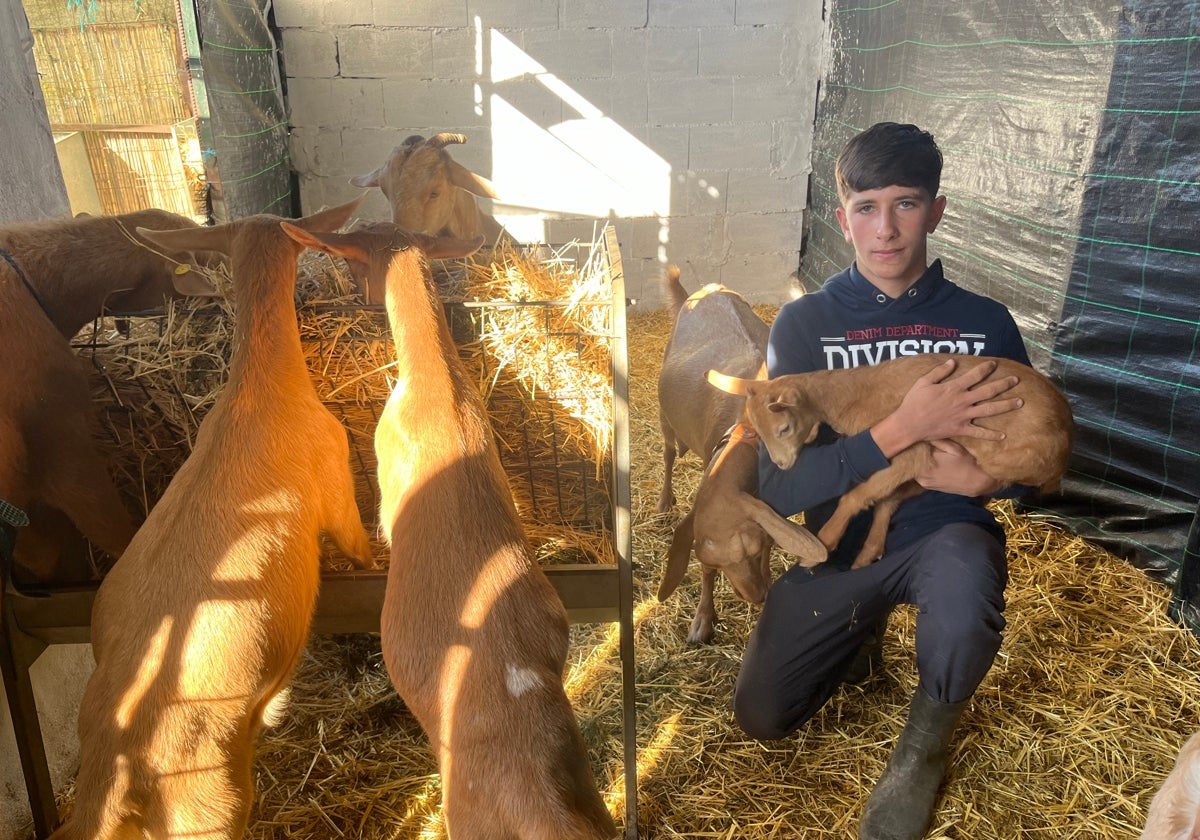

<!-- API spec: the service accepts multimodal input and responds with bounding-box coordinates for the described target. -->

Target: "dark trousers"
[733,522,1008,741]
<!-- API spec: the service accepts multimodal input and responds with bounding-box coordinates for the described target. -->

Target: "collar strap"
[712,422,760,458]
[0,498,30,528]
[0,247,51,319]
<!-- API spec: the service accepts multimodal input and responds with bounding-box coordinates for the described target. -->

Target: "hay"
[62,283,1200,837]
[74,234,618,572]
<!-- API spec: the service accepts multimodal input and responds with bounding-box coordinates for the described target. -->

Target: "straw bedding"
[62,252,1200,839]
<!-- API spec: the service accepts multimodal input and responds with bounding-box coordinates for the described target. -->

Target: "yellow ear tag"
[174,264,191,275]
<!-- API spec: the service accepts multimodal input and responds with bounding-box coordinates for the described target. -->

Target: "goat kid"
[50,199,374,840]
[283,221,618,840]
[708,354,1073,569]
[0,210,221,585]
[1141,728,1200,840]
[655,267,826,643]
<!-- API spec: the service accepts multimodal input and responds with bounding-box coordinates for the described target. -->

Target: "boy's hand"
[917,439,1005,496]
[872,358,1023,457]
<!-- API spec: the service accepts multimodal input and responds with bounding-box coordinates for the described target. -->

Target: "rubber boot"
[858,684,968,840]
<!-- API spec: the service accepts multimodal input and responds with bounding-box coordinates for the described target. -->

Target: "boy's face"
[835,185,947,293]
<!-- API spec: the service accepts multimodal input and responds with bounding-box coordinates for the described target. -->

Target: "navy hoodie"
[759,259,1031,564]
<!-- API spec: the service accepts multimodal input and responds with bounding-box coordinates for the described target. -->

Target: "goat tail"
[662,264,689,314]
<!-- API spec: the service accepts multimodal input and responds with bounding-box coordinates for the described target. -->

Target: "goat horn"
[429,132,467,148]
[706,369,753,395]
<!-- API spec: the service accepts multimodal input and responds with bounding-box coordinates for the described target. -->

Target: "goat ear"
[658,510,696,601]
[447,159,500,199]
[279,222,370,266]
[136,224,232,257]
[706,369,753,395]
[739,495,828,568]
[349,166,384,189]
[295,196,364,234]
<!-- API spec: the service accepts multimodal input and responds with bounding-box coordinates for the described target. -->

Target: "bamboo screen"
[34,23,189,128]
[84,130,197,217]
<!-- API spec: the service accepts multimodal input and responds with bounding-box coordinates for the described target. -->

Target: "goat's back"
[659,282,768,459]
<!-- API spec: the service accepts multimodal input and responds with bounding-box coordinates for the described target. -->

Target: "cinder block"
[285,77,386,130]
[733,77,803,123]
[726,210,803,254]
[339,28,433,79]
[337,127,412,179]
[656,214,729,265]
[772,118,815,178]
[523,29,613,76]
[279,29,338,78]
[647,77,732,124]
[689,122,771,171]
[373,0,470,27]
[489,76,564,124]
[431,28,480,81]
[271,0,322,28]
[701,27,784,76]
[646,125,689,169]
[727,170,804,213]
[612,29,648,77]
[734,0,805,25]
[320,0,370,26]
[465,0,558,28]
[381,80,487,131]
[562,0,648,28]
[649,0,734,27]
[288,126,345,177]
[721,250,802,303]
[648,29,698,76]
[671,169,729,215]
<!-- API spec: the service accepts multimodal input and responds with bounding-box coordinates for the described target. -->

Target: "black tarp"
[802,1,1200,633]
[185,0,292,221]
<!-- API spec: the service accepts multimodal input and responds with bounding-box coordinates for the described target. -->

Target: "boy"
[734,122,1030,840]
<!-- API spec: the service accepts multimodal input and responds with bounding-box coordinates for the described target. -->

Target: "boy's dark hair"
[834,122,942,202]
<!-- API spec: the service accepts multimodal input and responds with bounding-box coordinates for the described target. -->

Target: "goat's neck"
[225,244,308,388]
[805,366,892,434]
[383,253,491,455]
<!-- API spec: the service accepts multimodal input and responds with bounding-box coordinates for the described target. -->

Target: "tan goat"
[0,210,221,585]
[1140,728,1200,840]
[709,354,1074,569]
[283,221,618,840]
[350,134,510,295]
[655,268,826,643]
[49,199,374,840]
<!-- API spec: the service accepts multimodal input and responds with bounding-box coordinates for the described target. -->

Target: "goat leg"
[688,565,719,644]
[850,482,924,569]
[818,450,928,553]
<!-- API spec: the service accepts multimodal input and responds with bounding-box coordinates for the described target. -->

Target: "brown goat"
[0,208,220,338]
[709,354,1074,568]
[0,210,221,585]
[655,268,826,643]
[1140,728,1200,840]
[49,199,374,840]
[284,221,618,839]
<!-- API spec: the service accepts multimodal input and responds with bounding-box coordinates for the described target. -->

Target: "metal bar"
[1,596,57,838]
[605,226,640,840]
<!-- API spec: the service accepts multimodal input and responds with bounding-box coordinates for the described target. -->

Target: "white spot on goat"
[506,663,543,698]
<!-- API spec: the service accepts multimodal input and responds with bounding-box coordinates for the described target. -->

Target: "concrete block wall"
[275,0,827,307]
